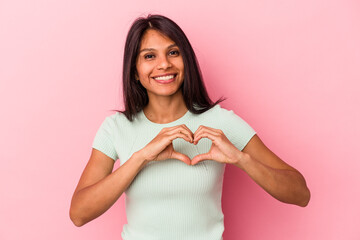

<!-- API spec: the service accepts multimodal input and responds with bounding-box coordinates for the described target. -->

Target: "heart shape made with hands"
[172,125,241,166]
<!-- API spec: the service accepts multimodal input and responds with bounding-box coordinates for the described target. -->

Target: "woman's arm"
[191,126,310,207]
[239,134,311,207]
[69,149,147,227]
[70,124,194,227]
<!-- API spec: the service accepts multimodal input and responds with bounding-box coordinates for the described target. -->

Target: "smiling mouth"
[152,74,177,84]
[152,74,177,81]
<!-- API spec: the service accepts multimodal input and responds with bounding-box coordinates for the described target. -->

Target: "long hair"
[113,14,226,121]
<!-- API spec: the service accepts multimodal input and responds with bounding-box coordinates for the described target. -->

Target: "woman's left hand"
[191,125,246,165]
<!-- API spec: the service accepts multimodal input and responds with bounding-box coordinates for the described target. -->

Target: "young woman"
[70,14,310,239]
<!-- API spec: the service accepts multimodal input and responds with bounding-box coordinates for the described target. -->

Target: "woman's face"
[135,29,185,99]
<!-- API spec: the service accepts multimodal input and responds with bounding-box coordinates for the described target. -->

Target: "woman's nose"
[157,55,172,70]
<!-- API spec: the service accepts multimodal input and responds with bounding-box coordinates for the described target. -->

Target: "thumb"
[191,153,211,165]
[170,151,191,165]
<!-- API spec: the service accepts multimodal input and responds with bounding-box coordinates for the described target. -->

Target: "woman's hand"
[139,124,194,165]
[191,125,245,165]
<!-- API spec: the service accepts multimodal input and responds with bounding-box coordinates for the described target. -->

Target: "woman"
[70,14,310,239]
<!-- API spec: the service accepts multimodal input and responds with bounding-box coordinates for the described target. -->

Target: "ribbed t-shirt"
[92,104,256,240]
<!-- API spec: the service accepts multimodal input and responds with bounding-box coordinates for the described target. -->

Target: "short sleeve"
[92,116,119,161]
[219,107,257,151]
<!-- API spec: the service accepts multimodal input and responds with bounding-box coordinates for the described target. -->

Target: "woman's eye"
[169,50,179,56]
[144,54,154,59]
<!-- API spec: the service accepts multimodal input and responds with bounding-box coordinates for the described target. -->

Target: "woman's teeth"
[154,75,175,80]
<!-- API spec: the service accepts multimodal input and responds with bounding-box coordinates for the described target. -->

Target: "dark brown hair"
[113,14,226,121]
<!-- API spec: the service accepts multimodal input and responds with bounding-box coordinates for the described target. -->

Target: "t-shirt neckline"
[140,108,191,126]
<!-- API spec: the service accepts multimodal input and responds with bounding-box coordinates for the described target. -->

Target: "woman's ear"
[135,71,139,81]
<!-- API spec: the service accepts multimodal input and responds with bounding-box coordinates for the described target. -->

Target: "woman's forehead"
[139,29,176,49]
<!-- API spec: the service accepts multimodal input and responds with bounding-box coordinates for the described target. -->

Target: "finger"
[162,125,188,135]
[165,125,182,130]
[195,126,221,136]
[166,124,191,134]
[191,152,211,165]
[193,125,204,136]
[171,151,191,165]
[178,125,194,141]
[194,125,222,135]
[167,127,193,142]
[194,130,218,144]
[180,124,194,139]
[204,126,222,132]
[167,132,193,143]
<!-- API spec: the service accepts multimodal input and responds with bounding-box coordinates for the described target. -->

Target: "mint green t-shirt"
[92,104,256,240]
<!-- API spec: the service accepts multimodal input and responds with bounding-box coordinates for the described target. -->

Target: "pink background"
[1,0,359,239]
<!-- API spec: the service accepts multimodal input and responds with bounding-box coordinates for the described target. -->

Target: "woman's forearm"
[235,153,310,207]
[70,151,148,226]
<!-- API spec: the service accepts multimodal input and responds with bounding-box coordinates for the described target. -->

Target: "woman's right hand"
[138,124,194,165]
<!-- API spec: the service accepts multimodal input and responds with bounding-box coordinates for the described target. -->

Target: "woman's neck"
[143,93,188,124]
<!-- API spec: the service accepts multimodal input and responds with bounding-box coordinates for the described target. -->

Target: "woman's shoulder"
[102,111,137,127]
[214,103,248,118]
[193,103,233,122]
[107,111,126,120]
[207,104,253,126]
[202,103,231,115]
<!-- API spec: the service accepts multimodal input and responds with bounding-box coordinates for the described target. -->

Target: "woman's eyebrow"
[139,44,178,54]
